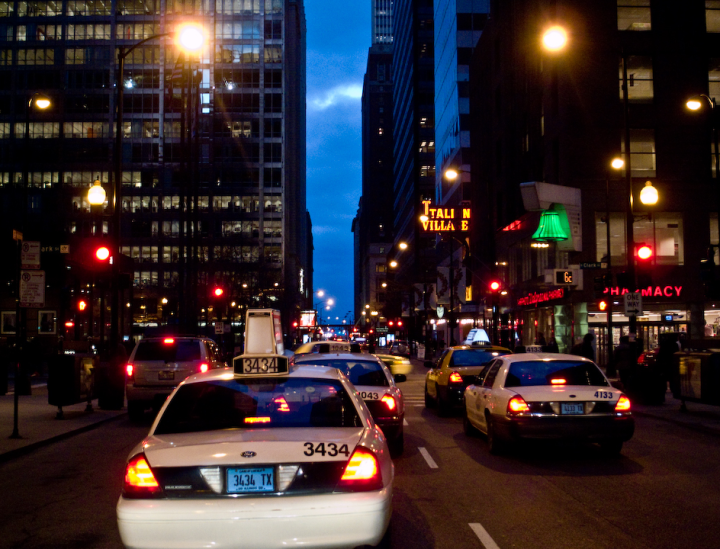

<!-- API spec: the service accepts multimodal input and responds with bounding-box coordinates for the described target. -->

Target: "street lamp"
[541,25,569,52]
[110,24,205,351]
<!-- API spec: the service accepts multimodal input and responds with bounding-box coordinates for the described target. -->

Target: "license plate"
[561,402,584,415]
[158,371,174,381]
[226,467,274,493]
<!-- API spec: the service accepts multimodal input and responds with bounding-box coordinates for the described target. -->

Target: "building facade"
[0,0,310,353]
[469,0,720,363]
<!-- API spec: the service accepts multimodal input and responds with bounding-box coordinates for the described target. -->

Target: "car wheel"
[463,406,478,436]
[599,439,624,456]
[486,414,506,455]
[389,430,404,458]
[127,400,145,422]
[424,383,434,408]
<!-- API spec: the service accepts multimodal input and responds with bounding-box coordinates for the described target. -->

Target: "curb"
[0,410,126,464]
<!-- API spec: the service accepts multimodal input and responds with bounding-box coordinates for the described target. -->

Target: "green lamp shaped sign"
[531,204,570,243]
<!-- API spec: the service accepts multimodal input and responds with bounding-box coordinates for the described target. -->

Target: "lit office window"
[707,1,720,32]
[617,0,651,31]
[621,129,656,177]
[619,56,653,102]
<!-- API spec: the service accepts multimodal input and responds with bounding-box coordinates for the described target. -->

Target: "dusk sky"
[305,1,370,326]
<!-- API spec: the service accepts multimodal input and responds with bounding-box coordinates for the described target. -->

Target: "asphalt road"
[1,364,719,549]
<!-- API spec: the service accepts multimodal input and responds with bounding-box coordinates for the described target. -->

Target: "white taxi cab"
[293,352,406,457]
[117,311,393,549]
[463,353,635,455]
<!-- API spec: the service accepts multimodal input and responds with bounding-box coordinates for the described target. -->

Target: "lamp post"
[10,93,51,439]
[110,24,205,352]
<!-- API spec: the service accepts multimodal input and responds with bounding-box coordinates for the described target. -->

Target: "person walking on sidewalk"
[614,336,634,386]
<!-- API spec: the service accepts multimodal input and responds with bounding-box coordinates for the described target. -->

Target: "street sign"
[579,262,604,269]
[215,321,224,334]
[624,293,642,315]
[21,241,41,269]
[41,244,70,254]
[20,270,45,308]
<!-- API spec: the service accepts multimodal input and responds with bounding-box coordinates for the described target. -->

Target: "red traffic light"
[489,280,501,292]
[388,320,394,327]
[636,244,653,261]
[292,321,298,328]
[397,320,403,327]
[95,246,111,261]
[213,287,224,297]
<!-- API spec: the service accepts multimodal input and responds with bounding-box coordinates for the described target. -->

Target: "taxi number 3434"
[303,442,350,457]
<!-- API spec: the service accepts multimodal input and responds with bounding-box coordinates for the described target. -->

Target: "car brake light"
[507,395,530,414]
[199,363,209,373]
[381,394,396,411]
[163,338,174,345]
[126,364,134,378]
[449,371,463,383]
[637,353,646,365]
[615,395,631,412]
[245,417,271,424]
[123,454,161,498]
[337,447,383,491]
[550,378,566,385]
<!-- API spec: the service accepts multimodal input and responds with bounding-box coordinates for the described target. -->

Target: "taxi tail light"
[198,363,209,373]
[337,447,383,492]
[125,364,134,379]
[448,371,463,384]
[507,395,530,415]
[381,394,396,411]
[123,454,163,498]
[615,394,632,412]
[163,337,175,345]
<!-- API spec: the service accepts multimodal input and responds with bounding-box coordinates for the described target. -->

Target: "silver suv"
[126,336,227,421]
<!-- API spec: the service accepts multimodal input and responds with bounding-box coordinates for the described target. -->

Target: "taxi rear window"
[451,349,510,366]
[504,360,609,387]
[134,340,202,362]
[154,378,362,434]
[301,360,389,387]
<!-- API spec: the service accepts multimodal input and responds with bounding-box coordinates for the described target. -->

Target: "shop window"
[617,0,651,31]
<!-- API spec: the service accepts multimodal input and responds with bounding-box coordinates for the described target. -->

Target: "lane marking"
[418,447,438,469]
[403,418,409,426]
[469,523,501,549]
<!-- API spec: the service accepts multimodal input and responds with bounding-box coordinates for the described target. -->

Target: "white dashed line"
[418,447,438,469]
[469,523,501,549]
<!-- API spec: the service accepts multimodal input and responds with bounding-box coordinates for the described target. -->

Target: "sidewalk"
[0,380,126,462]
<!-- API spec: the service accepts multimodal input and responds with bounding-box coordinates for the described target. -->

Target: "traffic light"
[77,299,88,312]
[598,299,608,312]
[635,243,653,288]
[388,320,394,327]
[397,320,403,327]
[212,286,224,298]
[95,245,111,262]
[489,280,501,293]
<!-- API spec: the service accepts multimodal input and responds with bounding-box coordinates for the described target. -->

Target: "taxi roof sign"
[233,354,289,376]
[244,309,284,356]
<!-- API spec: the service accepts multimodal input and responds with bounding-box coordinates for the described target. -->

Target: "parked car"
[391,340,410,356]
[125,336,227,421]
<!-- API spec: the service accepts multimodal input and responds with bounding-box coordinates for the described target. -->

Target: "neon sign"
[604,286,682,297]
[517,288,565,306]
[421,200,471,232]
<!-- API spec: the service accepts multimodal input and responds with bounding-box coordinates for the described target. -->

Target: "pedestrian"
[581,333,595,362]
[613,335,634,386]
[546,337,559,353]
[535,332,547,346]
[570,337,584,356]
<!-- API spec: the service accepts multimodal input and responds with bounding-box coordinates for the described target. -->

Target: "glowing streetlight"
[398,242,408,250]
[639,181,659,205]
[87,178,106,206]
[542,25,568,52]
[611,157,625,170]
[444,168,459,181]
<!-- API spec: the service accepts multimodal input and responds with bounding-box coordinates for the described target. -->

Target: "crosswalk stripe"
[418,447,438,469]
[469,523,501,549]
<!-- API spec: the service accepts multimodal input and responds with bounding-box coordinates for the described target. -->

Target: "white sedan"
[463,353,635,455]
[117,364,393,549]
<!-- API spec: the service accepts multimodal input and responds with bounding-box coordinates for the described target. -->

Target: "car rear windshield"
[301,359,389,387]
[154,378,362,434]
[504,360,609,387]
[451,349,510,366]
[134,340,202,362]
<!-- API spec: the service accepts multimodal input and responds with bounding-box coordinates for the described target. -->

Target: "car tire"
[486,414,506,455]
[389,430,404,458]
[436,389,451,417]
[127,400,145,422]
[463,406,478,436]
[424,383,434,408]
[599,439,624,456]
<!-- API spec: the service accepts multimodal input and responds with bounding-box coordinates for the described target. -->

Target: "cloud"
[309,84,363,110]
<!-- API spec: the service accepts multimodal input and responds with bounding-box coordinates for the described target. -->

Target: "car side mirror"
[424,360,435,368]
[394,374,407,383]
